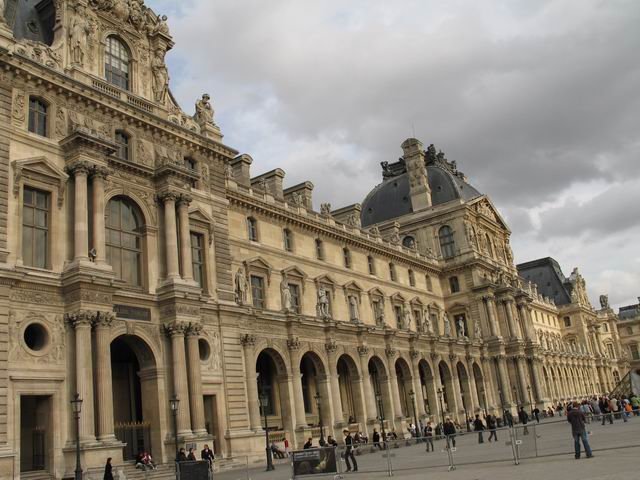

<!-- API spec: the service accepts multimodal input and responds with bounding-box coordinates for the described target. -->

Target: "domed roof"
[361,150,482,227]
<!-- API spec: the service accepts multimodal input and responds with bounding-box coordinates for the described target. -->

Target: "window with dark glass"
[630,344,639,360]
[409,269,416,287]
[105,36,130,90]
[343,248,351,269]
[22,187,50,268]
[184,157,198,188]
[426,275,433,292]
[449,276,460,293]
[289,283,301,313]
[563,316,571,327]
[115,131,130,161]
[247,217,258,241]
[283,229,293,252]
[251,275,265,309]
[439,225,456,259]
[28,97,48,137]
[389,263,397,282]
[315,239,324,260]
[191,232,205,288]
[368,256,376,275]
[106,197,144,286]
[394,305,403,328]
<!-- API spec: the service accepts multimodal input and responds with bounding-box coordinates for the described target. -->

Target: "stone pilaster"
[484,295,499,337]
[496,355,512,407]
[166,322,192,436]
[159,193,180,280]
[358,346,377,423]
[516,355,529,408]
[240,335,262,431]
[177,195,194,281]
[385,348,403,421]
[65,161,91,262]
[93,312,116,442]
[325,343,344,427]
[410,351,426,417]
[288,341,307,429]
[90,166,110,265]
[186,324,207,435]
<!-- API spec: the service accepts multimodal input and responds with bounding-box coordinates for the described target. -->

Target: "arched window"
[106,197,144,286]
[439,226,456,259]
[402,236,416,249]
[115,130,130,161]
[105,36,131,90]
[28,97,48,137]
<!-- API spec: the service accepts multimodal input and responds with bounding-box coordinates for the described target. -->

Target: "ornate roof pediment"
[470,196,510,232]
[12,156,69,206]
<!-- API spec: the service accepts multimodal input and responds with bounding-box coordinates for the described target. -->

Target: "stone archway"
[337,354,365,426]
[368,356,391,426]
[256,348,293,435]
[472,362,486,411]
[111,334,162,461]
[438,361,457,417]
[395,358,413,419]
[299,351,331,436]
[419,359,438,419]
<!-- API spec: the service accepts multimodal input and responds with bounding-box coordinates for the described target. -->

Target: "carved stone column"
[66,162,91,262]
[186,324,207,435]
[94,312,116,442]
[484,295,499,337]
[167,322,192,435]
[531,359,546,403]
[177,195,194,281]
[516,355,529,407]
[358,347,376,422]
[503,299,518,339]
[385,349,403,421]
[90,167,110,265]
[241,335,262,431]
[288,342,307,429]
[496,356,513,407]
[66,311,96,443]
[466,356,479,413]
[325,343,344,427]
[160,193,181,280]
[410,351,426,417]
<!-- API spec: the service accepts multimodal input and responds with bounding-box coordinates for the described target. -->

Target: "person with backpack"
[473,414,485,444]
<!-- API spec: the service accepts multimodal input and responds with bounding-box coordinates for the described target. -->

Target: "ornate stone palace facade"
[0,1,630,478]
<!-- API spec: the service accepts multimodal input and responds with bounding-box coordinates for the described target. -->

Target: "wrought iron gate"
[115,422,152,461]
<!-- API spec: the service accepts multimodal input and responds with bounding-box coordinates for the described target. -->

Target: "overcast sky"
[147,0,640,310]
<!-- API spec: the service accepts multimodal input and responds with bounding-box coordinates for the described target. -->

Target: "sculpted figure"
[599,294,609,310]
[423,315,431,333]
[151,48,169,103]
[194,94,215,126]
[403,309,412,330]
[474,320,482,339]
[320,203,332,216]
[153,14,170,36]
[457,317,466,337]
[234,267,247,305]
[69,7,92,65]
[443,314,452,337]
[0,0,7,25]
[112,0,130,21]
[348,296,359,322]
[281,276,292,313]
[317,288,330,318]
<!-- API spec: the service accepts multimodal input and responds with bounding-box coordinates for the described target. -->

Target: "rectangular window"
[343,248,351,269]
[630,344,639,360]
[414,310,422,328]
[409,269,416,287]
[115,131,129,161]
[283,229,293,252]
[368,256,376,275]
[394,305,403,328]
[22,187,50,269]
[426,275,433,292]
[28,98,48,137]
[247,218,258,241]
[389,263,397,282]
[563,316,571,327]
[251,275,265,309]
[315,239,324,260]
[606,343,615,359]
[449,276,460,293]
[373,300,381,320]
[191,232,205,288]
[289,283,301,314]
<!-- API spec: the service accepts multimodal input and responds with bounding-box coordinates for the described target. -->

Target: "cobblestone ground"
[216,415,640,480]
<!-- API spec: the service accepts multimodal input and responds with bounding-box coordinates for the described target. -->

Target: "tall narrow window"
[315,239,325,260]
[105,36,130,90]
[106,197,144,286]
[630,344,639,360]
[28,97,48,137]
[425,275,433,292]
[115,131,130,161]
[247,217,258,241]
[449,276,460,293]
[251,275,265,309]
[368,256,376,275]
[283,228,294,252]
[439,225,456,259]
[394,306,403,328]
[22,187,50,268]
[289,283,301,314]
[389,263,397,282]
[191,232,205,288]
[408,269,416,287]
[184,157,198,188]
[343,248,352,269]
[563,316,571,327]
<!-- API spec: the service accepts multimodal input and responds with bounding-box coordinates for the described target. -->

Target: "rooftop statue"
[194,94,215,127]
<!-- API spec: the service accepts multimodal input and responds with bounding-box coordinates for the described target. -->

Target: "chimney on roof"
[401,138,432,211]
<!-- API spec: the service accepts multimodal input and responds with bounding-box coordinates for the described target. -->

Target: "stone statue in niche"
[443,314,452,337]
[151,48,169,103]
[69,5,93,66]
[281,275,292,313]
[475,320,482,339]
[403,309,412,330]
[457,317,466,337]
[194,94,215,127]
[423,315,431,334]
[234,267,247,305]
[317,287,330,318]
[348,295,359,322]
[0,0,7,25]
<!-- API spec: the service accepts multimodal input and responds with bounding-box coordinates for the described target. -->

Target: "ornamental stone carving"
[9,311,66,364]
[357,345,369,357]
[320,203,332,216]
[234,266,248,305]
[286,337,301,351]
[316,287,330,319]
[240,333,257,347]
[325,340,338,354]
[151,48,169,103]
[281,274,292,313]
[194,94,215,127]
[69,5,93,66]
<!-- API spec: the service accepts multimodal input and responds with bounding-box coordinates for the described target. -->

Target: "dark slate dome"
[361,153,482,227]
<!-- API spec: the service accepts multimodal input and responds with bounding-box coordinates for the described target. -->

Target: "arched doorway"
[368,356,391,426]
[419,360,438,419]
[472,363,486,412]
[457,362,471,420]
[256,348,297,440]
[438,361,456,417]
[111,335,160,461]
[395,358,413,419]
[337,355,364,425]
[300,351,330,434]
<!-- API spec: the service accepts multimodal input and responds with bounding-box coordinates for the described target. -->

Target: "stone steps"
[19,471,52,480]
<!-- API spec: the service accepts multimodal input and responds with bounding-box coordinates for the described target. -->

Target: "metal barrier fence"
[318,412,640,477]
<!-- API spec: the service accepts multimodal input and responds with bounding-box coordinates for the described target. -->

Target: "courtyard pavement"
[215,415,640,480]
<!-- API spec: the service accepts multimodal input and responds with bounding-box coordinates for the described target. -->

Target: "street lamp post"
[314,392,325,445]
[169,395,180,465]
[259,392,275,471]
[375,391,387,445]
[436,387,446,429]
[409,390,418,437]
[70,393,83,480]
[527,385,535,413]
[512,385,519,407]
[498,389,506,423]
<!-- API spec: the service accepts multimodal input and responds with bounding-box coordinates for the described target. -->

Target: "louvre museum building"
[0,1,631,478]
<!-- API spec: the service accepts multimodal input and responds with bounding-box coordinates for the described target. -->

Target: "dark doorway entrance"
[20,396,52,474]
[111,336,151,460]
